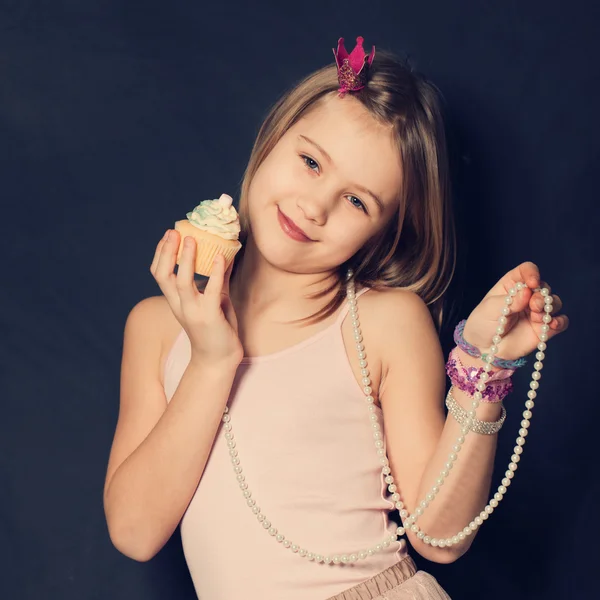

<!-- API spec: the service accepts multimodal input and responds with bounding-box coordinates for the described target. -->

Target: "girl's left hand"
[462,261,570,362]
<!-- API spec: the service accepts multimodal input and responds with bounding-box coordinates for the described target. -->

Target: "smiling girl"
[103,37,568,599]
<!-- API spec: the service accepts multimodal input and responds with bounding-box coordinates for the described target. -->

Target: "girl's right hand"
[150,229,244,369]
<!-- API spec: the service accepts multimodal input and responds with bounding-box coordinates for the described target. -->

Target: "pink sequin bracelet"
[446,346,515,403]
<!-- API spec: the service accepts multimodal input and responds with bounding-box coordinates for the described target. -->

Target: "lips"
[277,206,314,242]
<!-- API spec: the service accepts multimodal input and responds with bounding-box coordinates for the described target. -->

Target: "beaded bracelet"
[445,387,506,435]
[454,319,527,369]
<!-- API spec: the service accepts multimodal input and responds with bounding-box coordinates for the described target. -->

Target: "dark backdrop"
[1,1,598,599]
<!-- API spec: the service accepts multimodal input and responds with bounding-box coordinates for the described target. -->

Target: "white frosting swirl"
[186,193,241,240]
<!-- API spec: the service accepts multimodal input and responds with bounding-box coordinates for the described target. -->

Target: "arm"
[377,290,503,564]
[103,296,238,562]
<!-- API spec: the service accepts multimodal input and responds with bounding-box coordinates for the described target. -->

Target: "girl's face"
[246,94,403,275]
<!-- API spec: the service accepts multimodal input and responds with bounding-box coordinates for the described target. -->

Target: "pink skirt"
[326,556,451,600]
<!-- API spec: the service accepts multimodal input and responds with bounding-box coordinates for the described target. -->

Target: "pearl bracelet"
[445,387,506,435]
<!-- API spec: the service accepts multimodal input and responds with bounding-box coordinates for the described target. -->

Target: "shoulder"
[358,286,435,333]
[125,295,178,335]
[124,295,183,383]
[357,286,443,392]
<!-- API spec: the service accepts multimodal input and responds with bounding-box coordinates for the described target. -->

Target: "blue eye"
[301,155,320,172]
[348,196,367,213]
[300,154,367,213]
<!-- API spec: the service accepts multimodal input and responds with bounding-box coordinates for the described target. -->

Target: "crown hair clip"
[332,36,376,97]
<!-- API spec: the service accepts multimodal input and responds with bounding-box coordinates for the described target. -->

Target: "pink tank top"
[163,287,408,599]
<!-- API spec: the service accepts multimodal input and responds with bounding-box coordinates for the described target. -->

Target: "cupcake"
[174,193,242,276]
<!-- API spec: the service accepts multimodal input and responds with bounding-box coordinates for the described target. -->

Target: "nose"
[296,192,332,226]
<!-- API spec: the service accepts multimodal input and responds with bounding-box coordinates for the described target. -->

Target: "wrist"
[187,356,240,378]
[447,346,513,404]
[455,347,502,373]
[450,384,503,420]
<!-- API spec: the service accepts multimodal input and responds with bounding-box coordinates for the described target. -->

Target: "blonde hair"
[232,49,457,333]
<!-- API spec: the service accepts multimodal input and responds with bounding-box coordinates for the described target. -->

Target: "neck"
[229,235,342,320]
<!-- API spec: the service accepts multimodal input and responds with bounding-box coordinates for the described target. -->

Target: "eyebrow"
[298,134,385,214]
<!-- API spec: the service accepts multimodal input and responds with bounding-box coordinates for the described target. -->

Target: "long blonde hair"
[232,49,457,333]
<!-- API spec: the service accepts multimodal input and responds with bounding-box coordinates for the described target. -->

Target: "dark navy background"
[1,1,597,598]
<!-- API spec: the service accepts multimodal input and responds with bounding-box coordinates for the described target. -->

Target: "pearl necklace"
[221,268,553,564]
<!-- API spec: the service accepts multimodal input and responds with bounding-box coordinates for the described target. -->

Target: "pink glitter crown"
[332,36,376,97]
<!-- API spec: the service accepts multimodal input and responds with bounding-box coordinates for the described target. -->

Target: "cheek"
[252,154,306,202]
[326,223,372,258]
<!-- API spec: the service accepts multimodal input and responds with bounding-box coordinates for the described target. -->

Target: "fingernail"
[536,299,544,309]
[164,230,170,241]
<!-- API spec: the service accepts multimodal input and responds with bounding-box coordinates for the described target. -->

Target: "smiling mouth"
[277,206,314,242]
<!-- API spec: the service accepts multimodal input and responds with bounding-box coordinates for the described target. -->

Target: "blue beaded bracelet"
[453,319,527,369]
